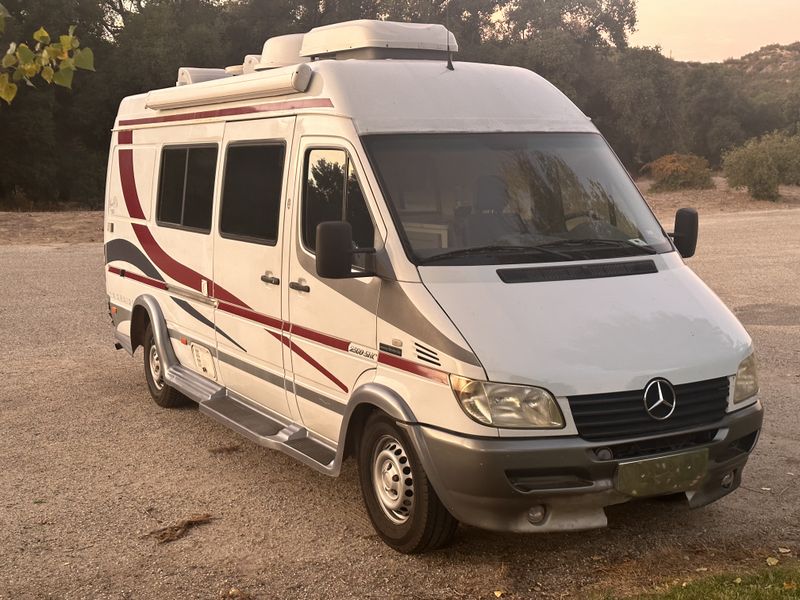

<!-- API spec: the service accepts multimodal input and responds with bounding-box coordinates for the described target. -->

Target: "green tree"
[723,133,800,200]
[0,2,94,104]
[593,46,681,166]
[0,0,103,206]
[500,0,637,48]
[674,65,751,166]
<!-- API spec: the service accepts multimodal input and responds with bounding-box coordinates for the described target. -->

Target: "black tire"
[143,324,190,408]
[358,412,458,554]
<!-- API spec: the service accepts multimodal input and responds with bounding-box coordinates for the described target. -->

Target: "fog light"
[595,447,613,461]
[721,471,735,489]
[527,505,547,525]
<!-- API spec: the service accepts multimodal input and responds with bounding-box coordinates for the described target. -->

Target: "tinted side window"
[157,149,186,225]
[303,149,375,253]
[220,144,286,244]
[157,146,217,232]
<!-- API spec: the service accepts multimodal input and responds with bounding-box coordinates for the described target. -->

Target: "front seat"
[460,176,526,246]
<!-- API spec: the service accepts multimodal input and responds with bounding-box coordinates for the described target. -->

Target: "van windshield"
[362,133,672,265]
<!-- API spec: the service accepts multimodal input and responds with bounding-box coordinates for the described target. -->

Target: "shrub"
[643,154,714,192]
[723,133,800,200]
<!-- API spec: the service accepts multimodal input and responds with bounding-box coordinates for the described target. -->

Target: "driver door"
[284,140,382,443]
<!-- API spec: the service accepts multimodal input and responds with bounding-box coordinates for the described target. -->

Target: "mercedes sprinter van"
[104,20,763,553]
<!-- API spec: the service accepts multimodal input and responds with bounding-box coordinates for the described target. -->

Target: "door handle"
[260,274,280,286]
[289,281,310,293]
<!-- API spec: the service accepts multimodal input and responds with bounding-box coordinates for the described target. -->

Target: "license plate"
[614,449,709,498]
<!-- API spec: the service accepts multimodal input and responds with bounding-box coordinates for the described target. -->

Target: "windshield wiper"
[418,245,573,265]
[535,239,658,255]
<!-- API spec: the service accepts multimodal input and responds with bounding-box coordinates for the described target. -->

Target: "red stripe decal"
[289,323,350,352]
[270,331,349,393]
[119,98,334,127]
[115,144,448,392]
[118,149,146,219]
[378,352,450,385]
[118,130,133,144]
[118,147,250,307]
[108,266,168,290]
[218,301,283,331]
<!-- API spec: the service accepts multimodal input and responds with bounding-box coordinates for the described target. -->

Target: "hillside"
[722,42,800,102]
[725,42,800,78]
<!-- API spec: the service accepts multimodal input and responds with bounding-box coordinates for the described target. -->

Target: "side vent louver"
[414,342,441,366]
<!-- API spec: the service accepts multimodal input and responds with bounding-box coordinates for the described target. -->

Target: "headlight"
[733,353,759,404]
[450,375,564,429]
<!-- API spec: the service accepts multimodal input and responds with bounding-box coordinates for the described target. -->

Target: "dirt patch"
[639,176,800,222]
[733,303,800,328]
[0,211,102,245]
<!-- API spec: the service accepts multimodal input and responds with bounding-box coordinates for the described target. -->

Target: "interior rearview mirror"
[672,207,698,259]
[315,221,375,279]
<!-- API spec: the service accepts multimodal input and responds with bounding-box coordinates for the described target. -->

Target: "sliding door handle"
[260,274,280,286]
[289,281,310,293]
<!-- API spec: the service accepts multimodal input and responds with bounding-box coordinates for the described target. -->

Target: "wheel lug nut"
[392,475,399,482]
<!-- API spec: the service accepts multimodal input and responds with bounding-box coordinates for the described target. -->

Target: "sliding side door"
[212,117,295,418]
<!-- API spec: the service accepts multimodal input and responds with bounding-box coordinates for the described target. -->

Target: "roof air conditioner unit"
[299,19,458,61]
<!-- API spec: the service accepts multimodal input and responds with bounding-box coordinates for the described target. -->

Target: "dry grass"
[0,211,103,245]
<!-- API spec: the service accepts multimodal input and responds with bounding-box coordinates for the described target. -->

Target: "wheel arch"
[130,295,178,369]
[129,304,150,353]
[334,382,417,473]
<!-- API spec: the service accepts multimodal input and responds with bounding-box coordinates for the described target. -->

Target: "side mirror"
[672,208,698,258]
[315,221,375,279]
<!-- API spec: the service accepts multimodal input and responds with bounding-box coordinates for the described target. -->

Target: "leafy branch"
[0,2,95,104]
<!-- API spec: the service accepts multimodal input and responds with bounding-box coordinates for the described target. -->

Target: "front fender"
[329,382,417,476]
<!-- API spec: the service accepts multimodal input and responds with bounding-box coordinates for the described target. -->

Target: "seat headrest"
[475,175,509,213]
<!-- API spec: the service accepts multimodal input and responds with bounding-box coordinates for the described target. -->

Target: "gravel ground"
[1,210,798,599]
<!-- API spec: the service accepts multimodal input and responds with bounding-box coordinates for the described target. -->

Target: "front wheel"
[143,324,190,408]
[358,412,458,553]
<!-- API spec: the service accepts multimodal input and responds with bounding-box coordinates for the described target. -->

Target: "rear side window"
[302,148,375,252]
[220,144,286,244]
[157,146,217,232]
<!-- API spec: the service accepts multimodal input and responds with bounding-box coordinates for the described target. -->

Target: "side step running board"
[165,364,226,403]
[200,395,337,475]
[136,299,338,476]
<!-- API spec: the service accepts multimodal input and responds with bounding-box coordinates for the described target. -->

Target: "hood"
[419,254,752,397]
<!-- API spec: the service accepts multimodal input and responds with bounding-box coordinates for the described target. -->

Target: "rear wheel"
[358,412,458,553]
[143,324,189,408]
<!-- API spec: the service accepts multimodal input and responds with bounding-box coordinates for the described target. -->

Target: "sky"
[629,0,800,62]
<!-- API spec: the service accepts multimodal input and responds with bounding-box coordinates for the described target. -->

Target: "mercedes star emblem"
[643,379,677,420]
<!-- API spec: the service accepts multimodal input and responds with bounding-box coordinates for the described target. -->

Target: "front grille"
[568,377,730,442]
[600,429,718,461]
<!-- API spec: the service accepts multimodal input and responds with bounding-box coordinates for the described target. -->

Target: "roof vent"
[176,67,231,86]
[258,34,309,70]
[300,19,458,61]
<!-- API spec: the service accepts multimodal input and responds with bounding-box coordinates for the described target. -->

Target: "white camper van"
[104,20,763,553]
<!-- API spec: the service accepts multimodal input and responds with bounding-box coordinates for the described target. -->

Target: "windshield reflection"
[363,133,671,265]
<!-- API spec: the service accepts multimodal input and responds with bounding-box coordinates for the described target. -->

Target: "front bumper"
[405,400,763,533]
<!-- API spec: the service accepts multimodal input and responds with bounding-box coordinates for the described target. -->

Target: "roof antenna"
[445,1,454,70]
